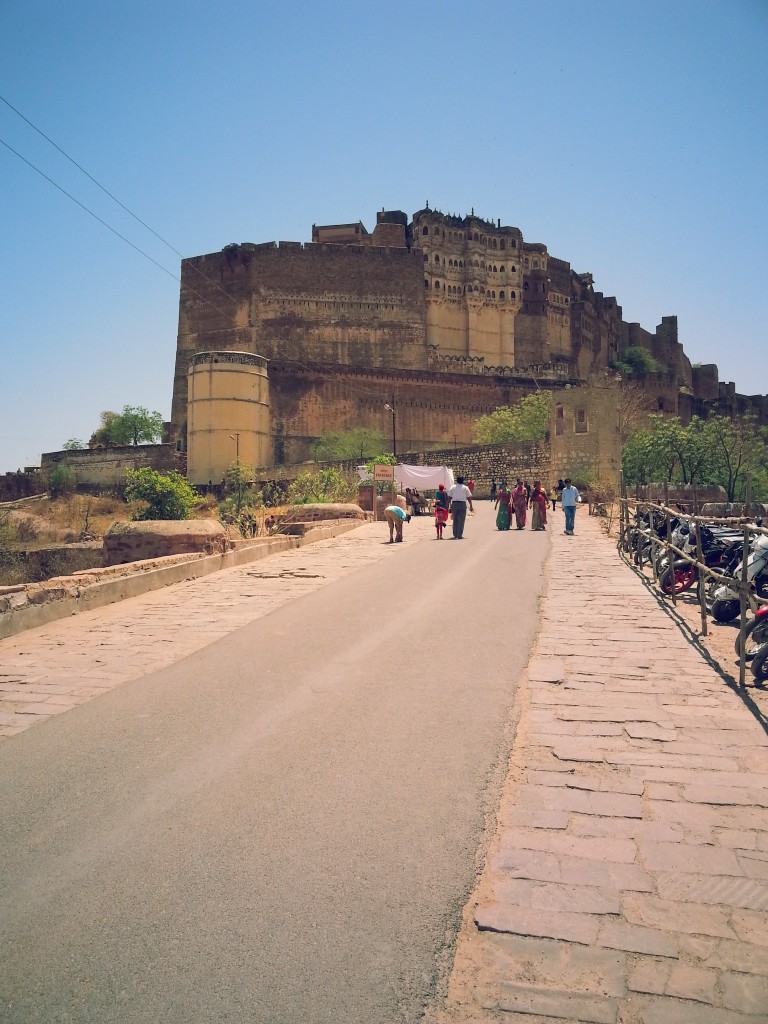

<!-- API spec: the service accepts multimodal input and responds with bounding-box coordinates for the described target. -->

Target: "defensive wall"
[41,444,185,490]
[170,206,766,482]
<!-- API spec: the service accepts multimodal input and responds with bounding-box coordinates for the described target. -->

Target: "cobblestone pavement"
[0,521,395,739]
[427,511,768,1024]
[3,510,767,1021]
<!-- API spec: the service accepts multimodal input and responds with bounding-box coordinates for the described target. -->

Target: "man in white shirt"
[447,476,474,539]
[561,478,581,535]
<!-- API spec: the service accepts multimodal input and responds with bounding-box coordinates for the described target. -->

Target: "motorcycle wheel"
[751,644,768,686]
[712,598,740,623]
[660,564,697,596]
[734,617,768,659]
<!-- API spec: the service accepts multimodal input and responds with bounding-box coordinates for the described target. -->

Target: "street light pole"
[229,432,241,513]
[384,396,397,460]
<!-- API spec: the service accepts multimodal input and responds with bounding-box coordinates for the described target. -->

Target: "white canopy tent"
[393,464,455,492]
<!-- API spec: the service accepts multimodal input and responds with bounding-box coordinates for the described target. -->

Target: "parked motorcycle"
[734,603,768,660]
[710,533,768,623]
[751,641,768,685]
[659,525,743,596]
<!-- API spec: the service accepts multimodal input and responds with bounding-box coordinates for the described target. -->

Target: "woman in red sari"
[511,479,528,530]
[434,483,450,539]
[530,480,548,531]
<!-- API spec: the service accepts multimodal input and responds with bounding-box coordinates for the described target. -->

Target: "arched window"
[493,265,498,273]
[424,279,429,288]
[435,254,440,263]
[533,258,540,269]
[459,260,463,268]
[473,232,479,241]
[434,227,440,236]
[480,286,485,295]
[511,266,516,273]
[480,235,486,245]
[511,239,517,248]
[422,226,429,236]
[423,252,428,261]
[499,291,505,300]
[492,239,497,249]
[473,284,479,292]
[500,239,506,250]
[474,259,479,267]
[434,281,440,290]
[492,291,496,298]
[510,291,515,299]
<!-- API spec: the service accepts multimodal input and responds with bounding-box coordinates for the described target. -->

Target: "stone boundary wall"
[41,445,185,490]
[0,519,364,641]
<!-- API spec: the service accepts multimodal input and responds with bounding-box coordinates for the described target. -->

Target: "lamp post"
[229,433,241,513]
[384,397,397,460]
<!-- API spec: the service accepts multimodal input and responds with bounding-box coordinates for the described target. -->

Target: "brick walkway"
[0,523,392,739]
[428,511,768,1023]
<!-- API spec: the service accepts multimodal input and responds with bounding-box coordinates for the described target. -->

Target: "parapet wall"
[41,444,185,489]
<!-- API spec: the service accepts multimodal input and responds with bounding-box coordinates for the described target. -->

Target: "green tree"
[311,428,387,462]
[473,392,553,445]
[62,438,86,451]
[612,346,663,376]
[125,468,199,520]
[89,406,164,447]
[48,464,77,499]
[287,467,357,504]
[703,415,768,501]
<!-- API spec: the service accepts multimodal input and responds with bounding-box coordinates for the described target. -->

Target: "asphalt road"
[0,505,549,1024]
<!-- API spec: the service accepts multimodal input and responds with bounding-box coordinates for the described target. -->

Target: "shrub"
[287,468,357,504]
[124,469,199,520]
[48,464,77,499]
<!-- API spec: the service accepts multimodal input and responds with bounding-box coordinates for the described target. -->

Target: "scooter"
[710,533,768,623]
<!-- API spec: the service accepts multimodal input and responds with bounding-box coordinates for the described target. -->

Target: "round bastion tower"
[186,351,271,485]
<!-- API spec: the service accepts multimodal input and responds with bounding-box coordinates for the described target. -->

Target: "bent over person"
[384,504,411,543]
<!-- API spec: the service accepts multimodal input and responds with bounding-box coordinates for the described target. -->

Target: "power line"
[0,136,236,320]
[0,94,239,311]
[0,136,180,283]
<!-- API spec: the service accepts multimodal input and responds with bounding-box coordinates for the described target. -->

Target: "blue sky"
[1,0,766,474]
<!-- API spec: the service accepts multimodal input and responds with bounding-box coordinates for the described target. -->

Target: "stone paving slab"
[0,522,394,739]
[426,512,768,1024]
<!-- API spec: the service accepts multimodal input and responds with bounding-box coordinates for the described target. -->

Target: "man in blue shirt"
[561,478,582,535]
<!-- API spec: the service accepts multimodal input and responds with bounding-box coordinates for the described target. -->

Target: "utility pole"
[384,396,397,460]
[229,433,241,513]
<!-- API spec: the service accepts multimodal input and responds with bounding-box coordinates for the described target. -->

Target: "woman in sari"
[511,479,528,530]
[494,482,511,530]
[434,483,450,539]
[531,480,548,531]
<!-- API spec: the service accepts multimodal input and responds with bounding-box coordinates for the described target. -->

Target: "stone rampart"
[103,519,228,566]
[41,445,185,490]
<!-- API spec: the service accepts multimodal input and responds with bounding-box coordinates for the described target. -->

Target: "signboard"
[374,464,395,482]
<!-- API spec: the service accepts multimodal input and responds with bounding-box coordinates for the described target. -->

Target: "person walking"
[434,483,450,539]
[494,481,511,531]
[384,504,411,543]
[489,478,497,503]
[549,484,558,512]
[530,481,548,531]
[447,476,474,539]
[511,479,528,530]
[561,478,581,535]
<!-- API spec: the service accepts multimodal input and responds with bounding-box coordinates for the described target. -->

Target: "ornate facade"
[170,207,766,471]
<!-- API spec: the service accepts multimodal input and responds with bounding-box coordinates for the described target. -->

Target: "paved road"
[0,505,549,1024]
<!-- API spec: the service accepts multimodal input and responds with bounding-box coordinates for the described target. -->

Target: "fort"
[169,206,767,484]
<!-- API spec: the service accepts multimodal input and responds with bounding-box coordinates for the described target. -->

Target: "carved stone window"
[575,409,588,434]
[499,291,505,300]
[422,226,429,236]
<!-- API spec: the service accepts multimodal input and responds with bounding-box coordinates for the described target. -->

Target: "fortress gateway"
[170,207,762,484]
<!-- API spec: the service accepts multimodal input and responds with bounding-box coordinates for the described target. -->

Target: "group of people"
[385,476,580,543]
[493,477,581,534]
